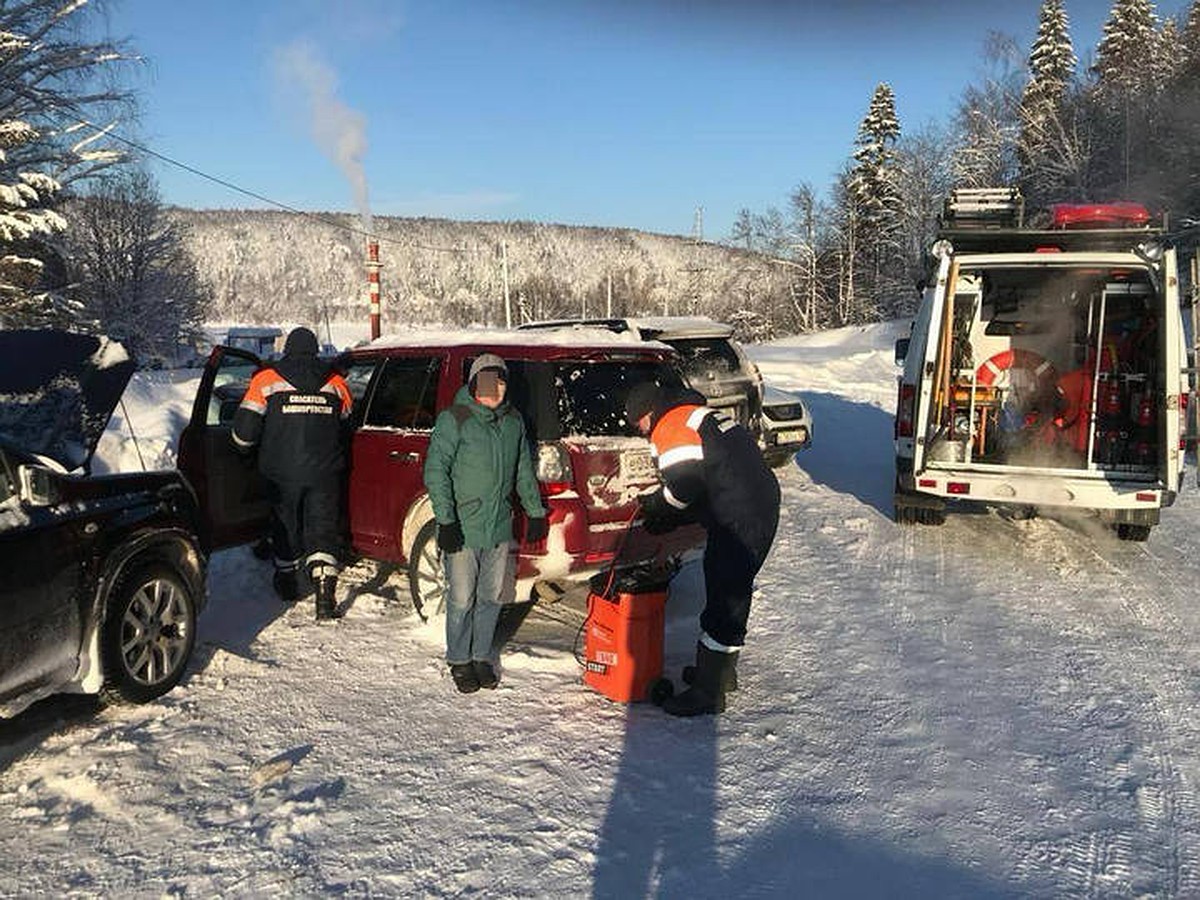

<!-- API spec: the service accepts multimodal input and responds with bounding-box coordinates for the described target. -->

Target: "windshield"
[665,337,743,381]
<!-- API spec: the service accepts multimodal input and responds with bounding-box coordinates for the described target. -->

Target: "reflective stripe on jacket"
[232,365,352,484]
[650,400,779,531]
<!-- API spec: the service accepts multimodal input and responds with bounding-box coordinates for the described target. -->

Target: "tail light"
[536,442,573,496]
[896,383,916,438]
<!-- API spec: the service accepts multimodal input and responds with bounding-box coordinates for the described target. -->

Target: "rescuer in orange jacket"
[625,382,780,716]
[232,327,353,621]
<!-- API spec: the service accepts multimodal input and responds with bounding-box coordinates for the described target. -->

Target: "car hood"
[0,330,135,471]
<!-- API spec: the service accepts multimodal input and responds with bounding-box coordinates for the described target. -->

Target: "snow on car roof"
[520,316,734,339]
[365,325,663,351]
[625,316,734,338]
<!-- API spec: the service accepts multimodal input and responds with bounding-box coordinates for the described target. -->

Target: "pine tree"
[0,0,133,328]
[1090,0,1172,201]
[1093,0,1161,101]
[0,109,73,327]
[1025,0,1077,110]
[1182,0,1200,79]
[1019,0,1086,206]
[847,83,904,320]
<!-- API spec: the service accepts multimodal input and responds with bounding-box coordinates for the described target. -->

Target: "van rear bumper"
[907,464,1171,511]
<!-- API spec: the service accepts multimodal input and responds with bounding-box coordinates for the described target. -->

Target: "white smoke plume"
[274,39,372,234]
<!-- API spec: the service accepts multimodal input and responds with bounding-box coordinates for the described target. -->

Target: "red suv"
[178,330,702,615]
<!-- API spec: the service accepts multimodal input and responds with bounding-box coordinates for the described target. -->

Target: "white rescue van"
[893,188,1187,541]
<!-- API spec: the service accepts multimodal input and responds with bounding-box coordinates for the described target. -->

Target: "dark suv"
[0,331,206,718]
[178,329,703,615]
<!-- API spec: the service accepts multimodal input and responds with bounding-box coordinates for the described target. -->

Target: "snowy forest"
[3,0,1200,354]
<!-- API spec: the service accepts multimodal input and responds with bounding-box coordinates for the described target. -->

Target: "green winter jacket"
[423,385,546,549]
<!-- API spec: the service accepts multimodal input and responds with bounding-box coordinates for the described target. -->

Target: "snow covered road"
[3,323,1200,897]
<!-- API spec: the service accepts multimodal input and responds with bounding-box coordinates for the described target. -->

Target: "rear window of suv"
[470,358,683,441]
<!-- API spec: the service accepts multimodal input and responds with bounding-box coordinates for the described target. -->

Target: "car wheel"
[764,450,794,469]
[101,562,197,705]
[409,519,449,622]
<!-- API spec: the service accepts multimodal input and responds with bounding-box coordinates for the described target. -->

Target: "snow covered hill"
[4,322,1200,897]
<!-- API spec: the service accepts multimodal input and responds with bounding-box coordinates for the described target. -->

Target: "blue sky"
[105,0,1191,240]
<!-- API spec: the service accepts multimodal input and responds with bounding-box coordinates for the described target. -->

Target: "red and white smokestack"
[366,239,382,340]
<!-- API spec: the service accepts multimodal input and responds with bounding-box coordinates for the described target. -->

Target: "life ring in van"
[975,349,1057,389]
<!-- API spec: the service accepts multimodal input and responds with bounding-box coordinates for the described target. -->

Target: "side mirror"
[894,338,910,365]
[18,465,58,507]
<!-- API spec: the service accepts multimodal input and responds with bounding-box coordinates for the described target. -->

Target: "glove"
[643,512,679,535]
[639,489,670,519]
[639,490,679,535]
[437,521,464,553]
[525,516,548,543]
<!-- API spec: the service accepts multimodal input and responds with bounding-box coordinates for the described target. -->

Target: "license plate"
[620,450,657,481]
[775,429,806,443]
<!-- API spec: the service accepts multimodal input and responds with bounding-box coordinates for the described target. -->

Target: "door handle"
[389,450,420,463]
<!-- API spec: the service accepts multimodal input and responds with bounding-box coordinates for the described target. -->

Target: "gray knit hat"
[468,353,508,384]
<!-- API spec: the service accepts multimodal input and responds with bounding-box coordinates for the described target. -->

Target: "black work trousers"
[699,509,779,648]
[268,479,343,575]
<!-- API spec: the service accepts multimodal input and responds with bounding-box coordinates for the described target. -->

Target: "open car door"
[177,347,271,551]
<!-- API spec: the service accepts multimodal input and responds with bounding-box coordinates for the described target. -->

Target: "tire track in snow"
[946,509,1197,897]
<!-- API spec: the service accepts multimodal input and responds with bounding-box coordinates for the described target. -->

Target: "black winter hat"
[624,382,661,424]
[283,327,319,358]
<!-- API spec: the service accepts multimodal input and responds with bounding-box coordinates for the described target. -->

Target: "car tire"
[764,450,795,469]
[101,562,197,705]
[409,520,449,622]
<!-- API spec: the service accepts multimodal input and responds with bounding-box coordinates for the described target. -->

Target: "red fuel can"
[583,585,668,703]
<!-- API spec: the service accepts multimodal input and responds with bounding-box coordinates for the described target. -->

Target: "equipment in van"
[893,189,1187,541]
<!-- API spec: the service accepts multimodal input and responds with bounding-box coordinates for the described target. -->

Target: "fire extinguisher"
[1099,379,1123,417]
[1132,392,1155,427]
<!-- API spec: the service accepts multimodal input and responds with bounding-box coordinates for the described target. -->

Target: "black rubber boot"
[315,576,341,620]
[662,644,738,717]
[273,569,299,603]
[682,646,739,693]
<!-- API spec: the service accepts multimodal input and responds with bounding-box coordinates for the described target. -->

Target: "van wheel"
[1116,523,1152,542]
[917,507,946,526]
[894,497,946,526]
[409,520,449,622]
[101,562,197,705]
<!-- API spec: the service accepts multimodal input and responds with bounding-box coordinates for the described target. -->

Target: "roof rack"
[940,187,1025,230]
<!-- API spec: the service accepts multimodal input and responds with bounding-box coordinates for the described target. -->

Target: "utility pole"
[692,206,704,244]
[500,241,511,328]
[606,273,613,317]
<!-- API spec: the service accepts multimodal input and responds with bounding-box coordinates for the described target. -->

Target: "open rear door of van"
[177,346,271,551]
[1163,247,1184,494]
[911,254,953,475]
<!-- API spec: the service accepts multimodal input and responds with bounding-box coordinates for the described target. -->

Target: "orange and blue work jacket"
[648,399,779,530]
[232,360,352,485]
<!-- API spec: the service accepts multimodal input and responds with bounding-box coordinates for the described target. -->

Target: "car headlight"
[763,403,806,422]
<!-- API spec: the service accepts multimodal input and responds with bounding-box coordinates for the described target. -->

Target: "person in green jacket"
[423,353,548,693]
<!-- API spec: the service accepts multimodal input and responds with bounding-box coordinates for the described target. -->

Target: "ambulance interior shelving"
[926,264,1163,479]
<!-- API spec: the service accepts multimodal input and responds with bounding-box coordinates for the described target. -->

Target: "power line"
[84,122,466,253]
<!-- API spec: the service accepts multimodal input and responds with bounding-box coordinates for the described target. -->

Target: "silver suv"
[519,316,764,435]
